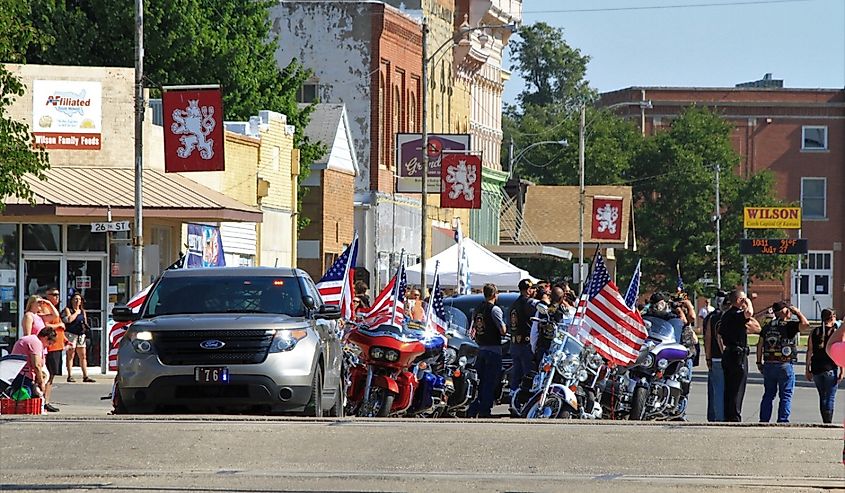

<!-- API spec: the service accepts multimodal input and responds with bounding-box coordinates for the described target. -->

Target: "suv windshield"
[143,275,305,317]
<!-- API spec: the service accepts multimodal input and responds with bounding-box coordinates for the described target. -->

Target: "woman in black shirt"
[806,308,843,423]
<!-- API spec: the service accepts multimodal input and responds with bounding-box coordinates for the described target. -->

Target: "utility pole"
[577,104,586,293]
[133,0,145,295]
[419,17,429,286]
[715,164,722,288]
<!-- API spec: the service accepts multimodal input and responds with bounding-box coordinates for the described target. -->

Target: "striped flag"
[624,259,641,309]
[425,274,448,335]
[316,235,358,319]
[107,284,151,371]
[362,264,407,328]
[455,219,471,295]
[569,276,592,337]
[579,253,648,366]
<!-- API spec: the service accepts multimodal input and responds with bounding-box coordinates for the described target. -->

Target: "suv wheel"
[306,367,323,417]
[327,379,345,417]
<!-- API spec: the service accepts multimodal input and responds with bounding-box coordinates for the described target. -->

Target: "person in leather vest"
[756,301,808,423]
[467,283,507,418]
[532,287,565,365]
[508,279,537,393]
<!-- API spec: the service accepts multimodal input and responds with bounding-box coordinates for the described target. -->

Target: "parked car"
[112,267,343,416]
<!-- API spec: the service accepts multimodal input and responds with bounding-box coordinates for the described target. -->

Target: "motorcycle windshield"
[559,333,584,357]
[643,316,682,343]
[444,306,469,335]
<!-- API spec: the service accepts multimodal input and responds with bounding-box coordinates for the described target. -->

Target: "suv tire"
[327,380,345,417]
[305,367,323,417]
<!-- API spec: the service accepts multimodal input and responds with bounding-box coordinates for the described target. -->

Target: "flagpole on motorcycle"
[339,232,358,320]
[424,260,440,327]
[389,250,405,326]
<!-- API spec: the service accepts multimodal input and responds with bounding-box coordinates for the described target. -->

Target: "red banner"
[440,153,481,209]
[591,196,623,240]
[162,87,225,173]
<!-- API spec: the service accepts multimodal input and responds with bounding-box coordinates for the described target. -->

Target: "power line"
[523,0,816,15]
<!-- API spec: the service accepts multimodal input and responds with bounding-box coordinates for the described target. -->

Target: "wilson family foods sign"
[743,207,802,229]
[31,80,102,150]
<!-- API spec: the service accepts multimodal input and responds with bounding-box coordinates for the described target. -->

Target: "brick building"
[601,80,845,316]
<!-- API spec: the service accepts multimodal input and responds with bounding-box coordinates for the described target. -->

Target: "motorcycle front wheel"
[522,393,567,419]
[356,387,395,417]
[629,386,649,421]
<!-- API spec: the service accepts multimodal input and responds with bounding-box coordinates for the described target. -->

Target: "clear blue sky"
[503,0,845,104]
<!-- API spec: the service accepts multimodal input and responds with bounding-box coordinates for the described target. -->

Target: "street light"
[419,18,516,285]
[507,138,569,178]
[577,99,652,292]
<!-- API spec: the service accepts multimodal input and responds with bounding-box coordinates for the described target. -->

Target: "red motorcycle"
[346,324,426,417]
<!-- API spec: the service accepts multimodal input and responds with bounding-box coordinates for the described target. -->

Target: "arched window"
[393,86,402,163]
[408,92,417,133]
[379,73,386,168]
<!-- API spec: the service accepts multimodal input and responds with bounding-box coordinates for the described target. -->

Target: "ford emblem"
[200,339,226,350]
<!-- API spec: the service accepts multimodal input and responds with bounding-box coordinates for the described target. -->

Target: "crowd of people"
[8,286,96,413]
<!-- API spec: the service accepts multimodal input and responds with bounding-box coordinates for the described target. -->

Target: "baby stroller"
[0,354,28,398]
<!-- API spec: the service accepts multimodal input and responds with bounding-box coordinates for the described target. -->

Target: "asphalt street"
[1,357,843,492]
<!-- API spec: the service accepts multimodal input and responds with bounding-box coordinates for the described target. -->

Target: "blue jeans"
[759,362,795,423]
[813,370,839,423]
[467,347,502,418]
[509,343,535,392]
[707,359,725,422]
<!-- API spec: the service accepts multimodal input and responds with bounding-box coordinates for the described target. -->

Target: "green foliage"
[510,23,596,109]
[26,0,324,229]
[617,107,794,294]
[0,0,51,210]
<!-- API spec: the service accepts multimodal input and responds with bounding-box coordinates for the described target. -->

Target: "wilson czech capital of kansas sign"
[743,207,802,229]
[31,80,102,150]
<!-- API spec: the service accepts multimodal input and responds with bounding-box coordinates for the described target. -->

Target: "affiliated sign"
[75,276,92,289]
[162,86,225,173]
[743,207,802,229]
[440,153,481,209]
[187,224,226,267]
[739,238,808,255]
[396,133,470,193]
[591,196,624,241]
[91,221,131,233]
[31,80,102,150]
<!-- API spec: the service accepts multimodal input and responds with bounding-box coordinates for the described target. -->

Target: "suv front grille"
[153,329,275,365]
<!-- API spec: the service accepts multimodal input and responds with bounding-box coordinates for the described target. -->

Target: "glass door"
[20,255,61,338]
[66,258,105,369]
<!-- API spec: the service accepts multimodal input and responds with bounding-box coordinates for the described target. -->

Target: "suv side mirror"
[302,296,316,310]
[112,306,140,323]
[317,304,341,320]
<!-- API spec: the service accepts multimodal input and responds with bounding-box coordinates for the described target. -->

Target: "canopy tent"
[406,238,536,291]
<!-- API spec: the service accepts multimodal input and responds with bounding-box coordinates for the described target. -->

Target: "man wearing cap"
[508,279,537,397]
[757,301,809,423]
[703,291,729,422]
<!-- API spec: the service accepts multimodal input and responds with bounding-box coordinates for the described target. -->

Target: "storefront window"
[22,224,62,251]
[67,224,107,251]
[0,224,19,351]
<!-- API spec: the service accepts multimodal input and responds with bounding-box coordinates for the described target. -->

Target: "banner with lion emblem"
[591,196,623,240]
[162,86,225,173]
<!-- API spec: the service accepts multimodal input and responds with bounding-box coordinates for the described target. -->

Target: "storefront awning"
[485,244,573,260]
[3,166,263,222]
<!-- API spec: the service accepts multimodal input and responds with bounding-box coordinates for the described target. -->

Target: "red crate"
[0,397,43,415]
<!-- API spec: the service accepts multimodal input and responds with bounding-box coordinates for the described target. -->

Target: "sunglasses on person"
[47,292,60,297]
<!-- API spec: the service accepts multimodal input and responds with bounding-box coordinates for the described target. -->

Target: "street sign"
[743,207,802,229]
[698,277,714,285]
[91,221,130,233]
[739,238,808,255]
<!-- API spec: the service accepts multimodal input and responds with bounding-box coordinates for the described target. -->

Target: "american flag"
[624,259,642,309]
[316,236,358,319]
[362,263,406,328]
[578,253,648,366]
[107,284,151,371]
[425,274,448,335]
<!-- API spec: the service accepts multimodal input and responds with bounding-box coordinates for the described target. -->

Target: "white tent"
[406,238,535,291]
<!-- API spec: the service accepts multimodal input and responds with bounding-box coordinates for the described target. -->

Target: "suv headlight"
[270,329,308,353]
[129,331,154,354]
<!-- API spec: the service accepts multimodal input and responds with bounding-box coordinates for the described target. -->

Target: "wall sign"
[162,86,225,173]
[739,238,808,255]
[31,80,102,150]
[395,133,470,193]
[743,207,802,229]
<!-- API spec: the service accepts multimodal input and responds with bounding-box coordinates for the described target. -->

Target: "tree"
[510,22,596,109]
[0,0,51,210]
[26,0,323,228]
[618,107,793,294]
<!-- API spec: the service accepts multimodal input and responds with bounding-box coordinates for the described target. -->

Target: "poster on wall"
[187,224,226,268]
[440,153,481,209]
[591,196,624,241]
[162,85,225,173]
[395,133,470,193]
[31,80,102,150]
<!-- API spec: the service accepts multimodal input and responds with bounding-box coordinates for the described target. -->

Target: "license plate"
[194,367,229,384]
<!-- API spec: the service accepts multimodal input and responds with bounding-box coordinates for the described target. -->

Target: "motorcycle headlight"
[458,356,468,368]
[678,366,691,379]
[644,354,655,368]
[657,358,669,370]
[385,349,400,362]
[577,369,589,382]
[443,347,458,365]
[370,347,385,360]
[591,353,604,368]
[270,329,308,353]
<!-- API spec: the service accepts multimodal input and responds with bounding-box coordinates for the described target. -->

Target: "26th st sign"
[743,206,802,229]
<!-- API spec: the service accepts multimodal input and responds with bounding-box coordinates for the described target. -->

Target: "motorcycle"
[345,323,427,417]
[518,329,584,419]
[607,316,692,421]
[442,322,479,417]
[405,322,449,417]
